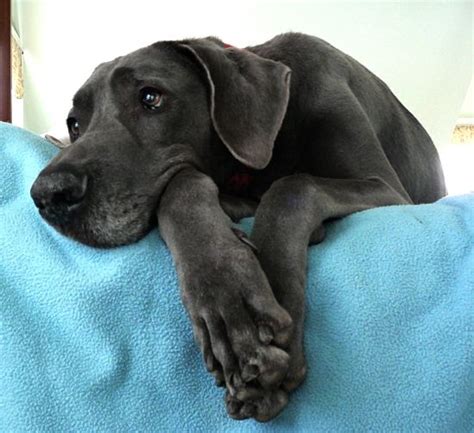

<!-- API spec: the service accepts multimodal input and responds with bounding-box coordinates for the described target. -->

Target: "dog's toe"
[225,388,289,422]
[241,345,290,388]
[281,340,307,392]
[244,293,294,348]
[220,301,291,389]
[282,361,307,392]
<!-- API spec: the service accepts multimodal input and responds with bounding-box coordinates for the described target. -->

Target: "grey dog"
[30,33,446,421]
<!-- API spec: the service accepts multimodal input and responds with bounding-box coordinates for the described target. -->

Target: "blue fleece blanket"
[0,122,472,433]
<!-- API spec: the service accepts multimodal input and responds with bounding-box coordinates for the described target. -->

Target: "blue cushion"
[0,122,472,432]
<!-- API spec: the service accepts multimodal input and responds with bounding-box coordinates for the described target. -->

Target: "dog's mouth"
[38,202,82,228]
[44,207,157,248]
[58,217,156,248]
[36,189,159,248]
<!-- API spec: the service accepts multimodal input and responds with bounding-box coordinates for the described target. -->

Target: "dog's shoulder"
[248,33,350,73]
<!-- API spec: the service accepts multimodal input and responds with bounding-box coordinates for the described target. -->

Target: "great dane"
[30,33,446,421]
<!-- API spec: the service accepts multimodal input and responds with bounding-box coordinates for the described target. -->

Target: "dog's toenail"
[231,372,244,389]
[231,227,259,252]
[205,354,215,371]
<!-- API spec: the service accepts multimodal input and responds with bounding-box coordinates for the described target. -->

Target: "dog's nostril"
[31,172,88,213]
[51,177,87,206]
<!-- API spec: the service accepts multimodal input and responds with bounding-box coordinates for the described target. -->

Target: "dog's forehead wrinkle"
[115,45,196,86]
[108,65,183,93]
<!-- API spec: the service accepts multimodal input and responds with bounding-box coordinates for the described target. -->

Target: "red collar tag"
[227,172,253,193]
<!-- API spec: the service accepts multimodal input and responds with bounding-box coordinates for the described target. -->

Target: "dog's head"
[31,38,291,247]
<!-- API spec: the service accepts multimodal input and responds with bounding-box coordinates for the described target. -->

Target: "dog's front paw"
[181,245,293,393]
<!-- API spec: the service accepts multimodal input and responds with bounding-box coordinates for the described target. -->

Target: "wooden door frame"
[0,0,11,122]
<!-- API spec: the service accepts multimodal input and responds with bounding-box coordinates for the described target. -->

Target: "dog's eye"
[67,117,80,140]
[140,87,162,111]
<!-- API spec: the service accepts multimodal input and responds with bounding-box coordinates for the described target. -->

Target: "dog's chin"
[64,224,153,248]
[43,212,156,249]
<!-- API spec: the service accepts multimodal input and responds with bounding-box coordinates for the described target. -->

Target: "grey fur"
[30,33,446,422]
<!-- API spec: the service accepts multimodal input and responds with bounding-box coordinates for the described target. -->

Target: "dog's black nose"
[30,172,88,223]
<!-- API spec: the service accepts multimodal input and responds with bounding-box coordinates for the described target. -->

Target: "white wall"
[13,0,473,149]
[459,79,473,120]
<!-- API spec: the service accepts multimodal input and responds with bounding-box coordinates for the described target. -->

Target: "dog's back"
[248,33,447,203]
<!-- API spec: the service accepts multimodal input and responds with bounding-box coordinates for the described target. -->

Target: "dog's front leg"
[157,167,293,414]
[224,174,411,421]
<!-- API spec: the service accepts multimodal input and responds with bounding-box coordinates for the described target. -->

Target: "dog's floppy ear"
[177,39,291,169]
